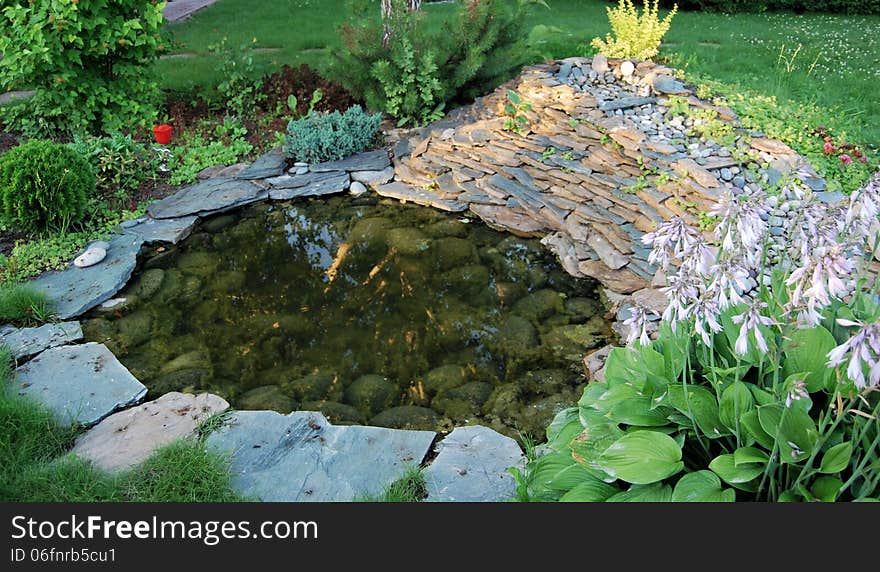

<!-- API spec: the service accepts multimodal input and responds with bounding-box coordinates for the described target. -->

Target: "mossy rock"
[386,227,431,256]
[541,316,610,363]
[443,381,492,406]
[211,270,246,293]
[432,237,478,271]
[123,268,165,301]
[176,251,219,277]
[237,385,297,413]
[484,384,523,421]
[494,281,527,307]
[301,401,363,425]
[345,374,399,417]
[424,219,468,238]
[142,246,179,270]
[201,214,238,233]
[422,364,467,395]
[565,297,603,323]
[442,264,490,298]
[518,369,577,396]
[81,318,117,344]
[350,216,393,244]
[287,370,343,402]
[150,368,211,395]
[370,406,441,430]
[154,269,184,303]
[495,315,539,352]
[159,350,212,377]
[116,310,153,348]
[513,289,565,322]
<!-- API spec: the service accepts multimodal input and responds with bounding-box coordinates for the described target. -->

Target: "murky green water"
[82,196,612,439]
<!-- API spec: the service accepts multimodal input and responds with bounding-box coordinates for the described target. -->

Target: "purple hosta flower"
[712,191,770,264]
[708,259,751,310]
[785,377,809,408]
[624,304,657,347]
[731,300,775,355]
[642,217,703,270]
[659,273,700,331]
[827,319,880,390]
[845,180,880,243]
[786,244,855,327]
[691,294,723,347]
[680,234,716,276]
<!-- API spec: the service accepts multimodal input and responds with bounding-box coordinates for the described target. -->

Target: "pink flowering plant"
[513,175,880,502]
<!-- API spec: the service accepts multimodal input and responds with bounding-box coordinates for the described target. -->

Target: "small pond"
[82,196,613,440]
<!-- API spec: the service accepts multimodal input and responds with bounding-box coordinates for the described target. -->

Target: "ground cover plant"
[513,177,880,502]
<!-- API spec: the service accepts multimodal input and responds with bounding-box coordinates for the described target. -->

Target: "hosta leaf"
[819,441,852,474]
[545,407,582,450]
[606,483,673,502]
[598,431,684,485]
[811,476,843,502]
[719,381,755,433]
[709,454,763,491]
[559,478,619,502]
[661,385,728,438]
[606,397,672,426]
[569,410,623,481]
[733,447,770,466]
[671,471,736,502]
[741,409,774,449]
[783,327,837,392]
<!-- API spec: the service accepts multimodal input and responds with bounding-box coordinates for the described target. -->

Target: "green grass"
[0,350,243,502]
[156,1,879,145]
[0,282,52,325]
[357,465,427,502]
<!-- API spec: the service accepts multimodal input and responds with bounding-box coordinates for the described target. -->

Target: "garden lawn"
[156,0,880,145]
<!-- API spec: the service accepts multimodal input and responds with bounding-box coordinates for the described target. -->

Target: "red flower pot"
[153,124,173,145]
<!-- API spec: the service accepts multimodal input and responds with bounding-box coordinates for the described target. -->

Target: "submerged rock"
[422,364,468,395]
[370,406,441,431]
[513,289,565,321]
[345,374,399,417]
[238,385,297,413]
[386,227,431,256]
[301,401,363,425]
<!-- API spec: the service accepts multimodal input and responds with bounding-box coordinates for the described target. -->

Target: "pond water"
[82,196,613,440]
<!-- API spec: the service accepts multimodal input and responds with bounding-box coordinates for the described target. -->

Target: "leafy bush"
[514,177,880,502]
[0,141,94,234]
[68,133,160,201]
[0,0,165,137]
[592,0,678,61]
[334,0,546,126]
[283,105,382,164]
[208,36,267,118]
[167,119,254,186]
[0,283,52,325]
[649,0,879,14]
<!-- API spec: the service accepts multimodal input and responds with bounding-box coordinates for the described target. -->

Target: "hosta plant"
[513,175,880,502]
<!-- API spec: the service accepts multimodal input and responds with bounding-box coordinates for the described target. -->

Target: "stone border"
[8,57,851,501]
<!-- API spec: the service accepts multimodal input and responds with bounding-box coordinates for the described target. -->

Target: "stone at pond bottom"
[370,406,441,431]
[300,401,362,425]
[423,425,524,502]
[0,321,83,360]
[11,342,147,427]
[238,385,297,414]
[205,410,436,502]
[70,392,229,473]
[29,233,145,319]
[345,374,399,418]
[74,245,107,268]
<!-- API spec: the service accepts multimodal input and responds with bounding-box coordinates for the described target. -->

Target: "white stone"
[73,246,107,268]
[620,61,635,77]
[349,181,368,196]
[99,298,128,310]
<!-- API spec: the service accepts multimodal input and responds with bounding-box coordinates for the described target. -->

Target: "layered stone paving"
[0,321,83,360]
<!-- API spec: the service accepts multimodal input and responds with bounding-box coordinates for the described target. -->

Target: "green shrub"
[68,133,160,201]
[0,283,52,325]
[592,0,678,61]
[283,105,382,164]
[167,118,255,186]
[333,0,546,126]
[0,140,94,234]
[0,0,165,137]
[208,36,267,118]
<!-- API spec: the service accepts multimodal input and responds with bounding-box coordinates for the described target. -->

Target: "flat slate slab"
[11,342,147,427]
[122,215,198,244]
[267,171,350,200]
[310,150,390,173]
[0,321,83,360]
[71,392,229,472]
[375,182,468,212]
[237,149,287,180]
[423,425,524,502]
[147,178,267,219]
[206,410,435,502]
[29,233,144,320]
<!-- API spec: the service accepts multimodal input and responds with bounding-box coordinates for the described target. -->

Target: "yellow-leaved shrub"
[591,0,678,61]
